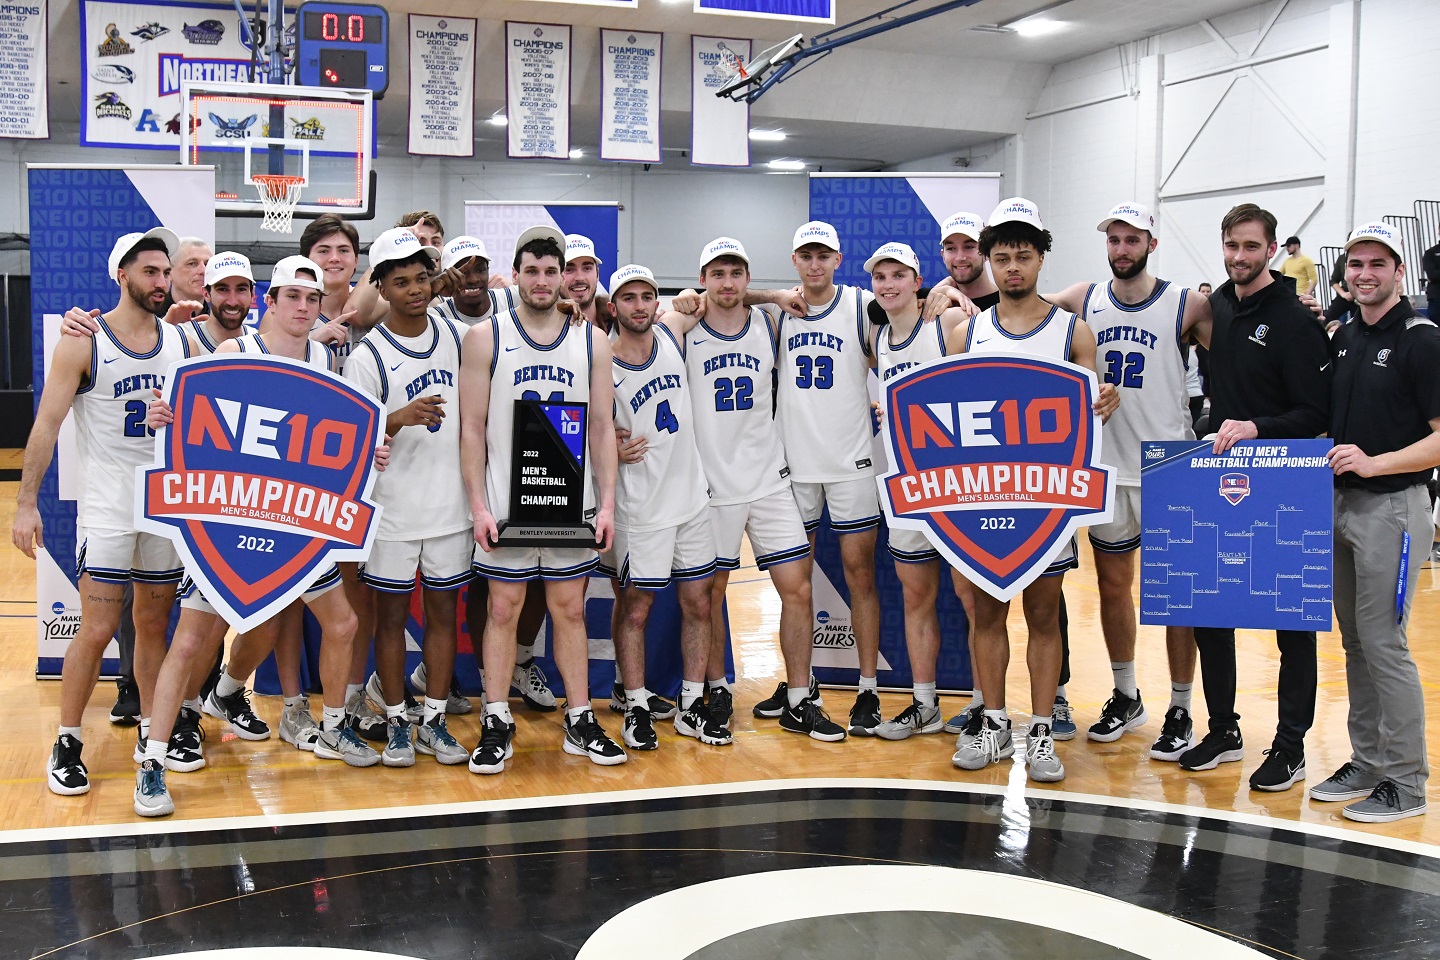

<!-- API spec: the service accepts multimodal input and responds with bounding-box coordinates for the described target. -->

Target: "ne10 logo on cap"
[876,354,1114,600]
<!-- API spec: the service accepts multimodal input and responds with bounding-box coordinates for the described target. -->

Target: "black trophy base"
[493,522,599,549]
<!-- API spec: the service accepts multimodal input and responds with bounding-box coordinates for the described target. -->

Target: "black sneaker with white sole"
[203,687,271,740]
[1086,689,1147,742]
[1148,705,1194,761]
[621,706,658,751]
[1249,746,1305,792]
[166,707,207,773]
[707,686,734,729]
[563,709,628,765]
[109,677,141,726]
[754,677,820,719]
[1178,726,1244,771]
[779,698,847,742]
[608,682,677,721]
[468,714,515,775]
[675,701,734,746]
[47,734,89,796]
[848,689,883,737]
[1308,761,1381,802]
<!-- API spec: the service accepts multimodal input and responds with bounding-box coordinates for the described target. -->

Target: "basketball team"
[12,195,1436,825]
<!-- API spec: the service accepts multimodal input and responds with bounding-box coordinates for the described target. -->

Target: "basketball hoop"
[252,174,307,234]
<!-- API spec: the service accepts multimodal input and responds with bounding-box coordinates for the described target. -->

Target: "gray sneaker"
[382,717,415,767]
[1025,723,1066,783]
[279,698,321,752]
[133,760,174,818]
[952,715,1014,770]
[875,699,943,741]
[1308,761,1380,802]
[367,673,422,724]
[416,715,469,765]
[1342,780,1427,823]
[942,699,983,735]
[410,662,475,715]
[345,688,388,742]
[315,725,381,767]
[512,658,558,711]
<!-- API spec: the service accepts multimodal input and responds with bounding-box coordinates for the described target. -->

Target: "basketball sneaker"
[754,677,820,719]
[675,700,733,746]
[407,662,475,715]
[778,697,847,742]
[707,686,734,731]
[416,715,469,765]
[952,714,1014,770]
[203,685,271,740]
[609,682,677,720]
[1178,726,1244,771]
[109,677,141,726]
[166,706,206,773]
[1249,746,1305,792]
[1025,723,1065,783]
[511,658,557,711]
[622,706,658,751]
[942,699,983,735]
[133,760,174,818]
[848,689,882,737]
[1086,689,1147,742]
[279,697,321,751]
[874,699,943,740]
[345,687,387,742]
[563,709,629,765]
[1148,706,1195,761]
[366,673,421,724]
[1050,696,1077,741]
[315,725,381,767]
[468,713,515,775]
[382,717,415,768]
[47,734,89,796]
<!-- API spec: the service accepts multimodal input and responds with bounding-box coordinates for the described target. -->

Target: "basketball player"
[345,228,472,768]
[600,263,723,749]
[946,199,1118,783]
[300,214,362,370]
[459,225,624,772]
[1045,203,1212,760]
[13,228,191,797]
[345,211,447,332]
[561,234,604,325]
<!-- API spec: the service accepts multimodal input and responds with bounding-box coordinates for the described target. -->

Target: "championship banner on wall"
[695,0,834,23]
[80,0,291,150]
[408,14,475,157]
[690,36,749,167]
[28,164,215,677]
[809,173,1002,290]
[600,28,661,165]
[1140,439,1334,631]
[0,0,46,139]
[464,201,620,279]
[506,21,570,160]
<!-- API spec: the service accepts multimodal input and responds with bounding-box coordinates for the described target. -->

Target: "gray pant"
[1333,484,1432,795]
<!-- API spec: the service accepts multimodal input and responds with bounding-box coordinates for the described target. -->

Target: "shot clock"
[294,1,389,96]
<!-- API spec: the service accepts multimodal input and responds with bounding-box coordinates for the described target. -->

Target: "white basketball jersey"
[686,309,789,505]
[485,310,595,524]
[777,285,877,483]
[430,296,489,329]
[1080,281,1194,485]
[233,333,332,370]
[347,317,470,540]
[877,317,946,383]
[181,318,232,355]
[612,326,709,533]
[72,317,191,531]
[965,305,1077,362]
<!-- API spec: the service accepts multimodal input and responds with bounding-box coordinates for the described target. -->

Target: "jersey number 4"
[654,399,678,434]
[794,356,833,389]
[1103,350,1145,388]
[714,376,754,411]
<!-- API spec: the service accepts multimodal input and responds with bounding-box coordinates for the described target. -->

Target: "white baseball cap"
[792,220,841,252]
[269,255,325,292]
[863,241,921,275]
[940,212,985,243]
[514,225,567,263]
[442,236,489,271]
[699,237,750,272]
[108,227,180,285]
[608,264,659,296]
[565,234,602,265]
[1343,221,1405,261]
[1097,201,1157,236]
[370,227,440,270]
[204,251,253,286]
[988,197,1045,231]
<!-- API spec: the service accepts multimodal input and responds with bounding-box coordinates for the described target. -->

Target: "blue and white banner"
[464,202,620,280]
[809,173,1002,291]
[525,0,637,7]
[695,0,834,23]
[28,163,215,676]
[0,0,47,139]
[408,14,475,157]
[691,36,749,168]
[506,21,570,161]
[600,28,661,165]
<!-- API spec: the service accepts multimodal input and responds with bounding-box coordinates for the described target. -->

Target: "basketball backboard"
[179,81,375,220]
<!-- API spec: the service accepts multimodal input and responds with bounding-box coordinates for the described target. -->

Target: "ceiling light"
[767,159,806,171]
[486,114,508,126]
[749,129,786,142]
[569,148,584,159]
[1013,18,1066,37]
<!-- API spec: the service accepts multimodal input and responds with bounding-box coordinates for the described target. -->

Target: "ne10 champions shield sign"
[877,354,1115,601]
[137,355,384,631]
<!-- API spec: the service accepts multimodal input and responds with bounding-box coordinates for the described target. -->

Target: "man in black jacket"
[1179,203,1332,792]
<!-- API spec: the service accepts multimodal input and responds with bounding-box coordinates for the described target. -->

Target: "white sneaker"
[512,658,557,711]
[1025,723,1066,783]
[366,672,421,724]
[315,725,381,767]
[133,760,174,817]
[952,716,1014,770]
[279,697,321,751]
[410,662,474,715]
[874,699,943,741]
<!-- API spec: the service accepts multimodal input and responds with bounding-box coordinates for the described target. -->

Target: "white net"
[253,175,306,234]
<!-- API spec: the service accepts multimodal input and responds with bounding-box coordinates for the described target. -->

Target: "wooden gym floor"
[1,477,1438,847]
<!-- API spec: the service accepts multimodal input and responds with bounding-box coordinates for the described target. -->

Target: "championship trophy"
[495,399,597,546]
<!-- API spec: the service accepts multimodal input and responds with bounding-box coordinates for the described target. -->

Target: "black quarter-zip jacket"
[1206,270,1331,438]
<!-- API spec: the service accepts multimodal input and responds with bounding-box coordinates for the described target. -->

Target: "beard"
[1000,280,1036,301]
[618,311,654,335]
[1109,250,1148,281]
[213,303,249,330]
[1225,257,1267,288]
[518,285,557,311]
[126,279,164,312]
[949,260,984,285]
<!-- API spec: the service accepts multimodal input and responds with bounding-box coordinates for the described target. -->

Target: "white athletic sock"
[484,700,513,725]
[183,697,203,712]
[283,695,304,708]
[345,683,363,703]
[614,664,623,685]
[708,678,731,693]
[680,680,705,710]
[1055,683,1067,700]
[423,697,445,724]
[321,705,345,732]
[1111,661,1138,698]
[983,708,1009,727]
[858,675,878,693]
[384,702,405,720]
[625,687,649,711]
[215,671,243,698]
[786,686,808,709]
[1029,717,1052,736]
[1170,682,1193,712]
[142,739,167,764]
[566,704,590,723]
[58,725,82,741]
[913,682,937,707]
[968,688,984,709]
[139,718,151,740]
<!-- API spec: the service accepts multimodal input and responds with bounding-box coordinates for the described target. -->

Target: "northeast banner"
[464,202,620,279]
[0,0,46,139]
[28,164,215,677]
[506,21,570,160]
[690,36,749,168]
[600,28,662,165]
[408,14,475,157]
[694,0,834,23]
[809,173,1002,290]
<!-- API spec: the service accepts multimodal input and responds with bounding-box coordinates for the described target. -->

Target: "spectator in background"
[1424,240,1440,321]
[1281,235,1318,296]
[1326,254,1355,327]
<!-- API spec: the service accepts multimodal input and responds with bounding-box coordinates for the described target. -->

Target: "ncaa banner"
[80,0,293,150]
[0,0,46,139]
[690,36,749,167]
[506,22,570,160]
[28,163,215,676]
[137,355,384,632]
[809,173,1002,291]
[695,0,834,23]
[600,29,662,165]
[464,201,620,280]
[408,14,475,157]
[878,354,1116,601]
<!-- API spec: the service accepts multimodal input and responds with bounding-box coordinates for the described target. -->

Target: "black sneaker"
[779,697,847,742]
[608,682,677,721]
[563,709,629,765]
[848,689,882,737]
[1086,689,1147,742]
[621,706,658,751]
[754,676,820,719]
[707,686,734,730]
[203,687,271,740]
[468,714,515,775]
[47,734,89,796]
[1179,726,1244,771]
[675,700,734,746]
[109,677,140,726]
[1249,746,1306,792]
[167,706,207,773]
[1148,705,1194,762]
